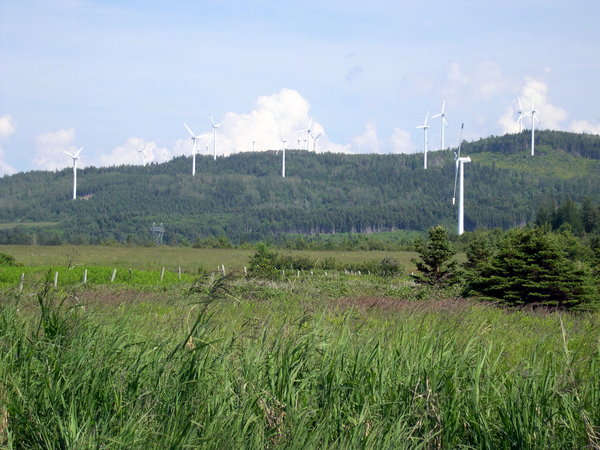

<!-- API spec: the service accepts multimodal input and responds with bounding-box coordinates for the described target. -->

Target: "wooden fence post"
[111,269,117,282]
[19,273,25,292]
[178,266,182,280]
[160,266,165,281]
[54,271,59,288]
[83,269,88,284]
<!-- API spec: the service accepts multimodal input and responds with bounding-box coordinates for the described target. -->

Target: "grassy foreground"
[1,272,599,448]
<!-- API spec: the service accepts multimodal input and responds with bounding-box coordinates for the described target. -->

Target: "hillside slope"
[0,130,599,244]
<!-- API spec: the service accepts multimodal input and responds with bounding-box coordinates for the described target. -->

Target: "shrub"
[466,227,597,308]
[411,226,460,287]
[0,253,20,267]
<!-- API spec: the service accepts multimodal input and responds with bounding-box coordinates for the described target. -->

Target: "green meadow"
[0,246,598,448]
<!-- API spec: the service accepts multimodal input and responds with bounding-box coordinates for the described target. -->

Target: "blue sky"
[1,0,599,173]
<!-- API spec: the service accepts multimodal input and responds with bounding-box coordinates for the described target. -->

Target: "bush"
[465,227,597,308]
[0,253,20,267]
[411,226,460,287]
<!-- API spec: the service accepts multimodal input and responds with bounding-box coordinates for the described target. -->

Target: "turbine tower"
[516,97,525,132]
[209,114,221,160]
[137,143,148,166]
[279,136,287,178]
[297,117,313,151]
[312,133,322,153]
[523,97,540,156]
[63,147,82,200]
[184,123,200,175]
[452,124,471,235]
[432,99,448,150]
[416,112,430,169]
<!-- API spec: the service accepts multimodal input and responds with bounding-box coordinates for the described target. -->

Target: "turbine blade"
[184,123,197,137]
[74,147,83,157]
[424,112,429,126]
[209,114,215,127]
[431,113,442,119]
[308,117,313,130]
[63,150,75,158]
[518,96,523,111]
[441,99,446,113]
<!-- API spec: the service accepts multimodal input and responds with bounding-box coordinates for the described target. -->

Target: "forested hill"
[0,130,599,245]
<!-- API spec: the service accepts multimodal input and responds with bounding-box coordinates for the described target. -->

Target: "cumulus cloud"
[176,88,347,157]
[349,120,383,153]
[0,115,17,175]
[96,137,170,167]
[33,128,82,171]
[499,78,568,134]
[389,128,418,154]
[569,119,600,135]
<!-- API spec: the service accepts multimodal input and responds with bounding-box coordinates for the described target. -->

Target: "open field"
[0,221,60,230]
[0,245,419,272]
[1,273,599,448]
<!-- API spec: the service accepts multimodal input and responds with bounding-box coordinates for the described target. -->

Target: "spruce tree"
[466,227,595,308]
[411,226,460,287]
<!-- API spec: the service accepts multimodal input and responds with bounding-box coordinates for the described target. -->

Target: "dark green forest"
[0,130,599,245]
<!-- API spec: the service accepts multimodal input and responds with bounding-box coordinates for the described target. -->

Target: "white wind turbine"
[312,133,322,153]
[416,112,430,169]
[516,97,525,133]
[522,97,540,156]
[63,147,83,200]
[277,136,287,178]
[209,113,221,160]
[452,124,471,235]
[432,99,448,150]
[297,117,313,151]
[184,123,200,176]
[137,143,148,166]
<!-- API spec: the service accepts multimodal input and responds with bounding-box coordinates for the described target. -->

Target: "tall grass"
[1,283,599,448]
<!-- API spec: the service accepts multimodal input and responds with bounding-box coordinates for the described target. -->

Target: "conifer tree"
[411,226,460,287]
[466,227,595,308]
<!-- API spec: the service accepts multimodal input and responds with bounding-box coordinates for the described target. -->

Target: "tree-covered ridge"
[0,130,599,244]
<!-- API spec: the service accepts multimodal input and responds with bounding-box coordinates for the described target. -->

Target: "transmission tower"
[150,222,165,246]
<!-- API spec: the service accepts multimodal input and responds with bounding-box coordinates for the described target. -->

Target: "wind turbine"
[184,123,200,176]
[516,97,525,133]
[63,147,83,200]
[416,112,430,169]
[297,117,313,151]
[252,139,256,152]
[432,99,448,150]
[278,136,287,178]
[163,148,168,163]
[312,133,322,153]
[522,97,540,156]
[209,113,221,160]
[452,124,471,235]
[137,143,148,166]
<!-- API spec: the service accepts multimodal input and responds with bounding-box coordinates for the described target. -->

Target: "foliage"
[0,252,20,267]
[0,130,599,244]
[411,226,460,287]
[1,283,600,447]
[465,227,597,308]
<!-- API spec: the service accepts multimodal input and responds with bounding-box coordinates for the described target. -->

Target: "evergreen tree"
[411,226,460,287]
[466,227,596,308]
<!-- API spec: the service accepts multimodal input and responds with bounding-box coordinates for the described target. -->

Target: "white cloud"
[96,137,170,167]
[569,119,600,135]
[498,78,568,134]
[33,128,81,171]
[177,88,347,157]
[0,115,17,175]
[389,127,418,154]
[350,120,383,153]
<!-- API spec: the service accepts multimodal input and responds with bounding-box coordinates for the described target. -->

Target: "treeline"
[0,130,599,244]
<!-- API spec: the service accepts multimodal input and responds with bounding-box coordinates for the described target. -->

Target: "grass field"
[0,245,419,272]
[0,221,60,230]
[1,273,599,448]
